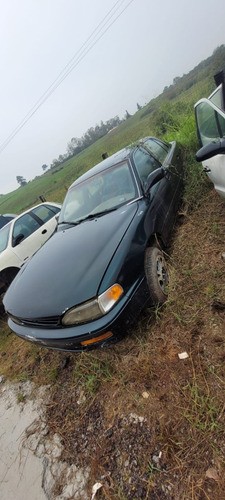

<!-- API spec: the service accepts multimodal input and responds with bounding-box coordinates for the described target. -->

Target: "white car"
[0,202,61,302]
[195,76,225,198]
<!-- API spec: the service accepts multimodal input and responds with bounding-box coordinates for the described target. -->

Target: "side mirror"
[196,138,225,162]
[13,233,25,247]
[144,167,165,194]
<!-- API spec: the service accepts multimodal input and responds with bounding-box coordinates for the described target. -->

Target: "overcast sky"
[0,0,224,194]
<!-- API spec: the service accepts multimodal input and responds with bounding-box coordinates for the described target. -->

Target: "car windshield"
[59,161,137,224]
[0,222,12,253]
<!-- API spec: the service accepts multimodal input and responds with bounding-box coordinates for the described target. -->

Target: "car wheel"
[0,269,18,315]
[144,246,169,304]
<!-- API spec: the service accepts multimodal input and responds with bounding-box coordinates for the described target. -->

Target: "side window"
[195,101,222,146]
[32,205,60,223]
[217,113,225,137]
[12,213,41,247]
[144,138,169,163]
[209,86,223,109]
[0,223,11,252]
[46,204,61,215]
[133,148,160,185]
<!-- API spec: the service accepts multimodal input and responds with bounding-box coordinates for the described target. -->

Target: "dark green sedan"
[4,137,183,351]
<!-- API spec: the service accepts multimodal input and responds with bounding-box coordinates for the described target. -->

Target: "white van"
[195,73,225,199]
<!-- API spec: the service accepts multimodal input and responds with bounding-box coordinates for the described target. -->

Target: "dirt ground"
[45,188,225,499]
[1,187,225,499]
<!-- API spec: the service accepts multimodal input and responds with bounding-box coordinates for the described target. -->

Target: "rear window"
[144,138,170,163]
[32,204,60,223]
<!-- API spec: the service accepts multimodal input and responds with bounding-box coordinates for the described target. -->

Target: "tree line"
[16,109,139,185]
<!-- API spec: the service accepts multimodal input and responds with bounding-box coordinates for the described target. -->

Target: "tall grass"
[162,104,211,210]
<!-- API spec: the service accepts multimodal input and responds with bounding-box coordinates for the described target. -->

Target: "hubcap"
[156,255,168,293]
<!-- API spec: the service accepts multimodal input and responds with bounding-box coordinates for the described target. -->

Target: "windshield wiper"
[58,220,81,226]
[78,207,117,223]
[59,207,117,226]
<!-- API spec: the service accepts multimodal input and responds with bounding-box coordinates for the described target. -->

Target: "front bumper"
[7,277,150,351]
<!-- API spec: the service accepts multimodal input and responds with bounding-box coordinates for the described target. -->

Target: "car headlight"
[62,284,124,326]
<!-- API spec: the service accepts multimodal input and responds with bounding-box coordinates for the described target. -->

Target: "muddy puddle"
[0,379,89,499]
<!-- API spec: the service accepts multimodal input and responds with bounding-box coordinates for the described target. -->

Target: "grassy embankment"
[0,49,225,498]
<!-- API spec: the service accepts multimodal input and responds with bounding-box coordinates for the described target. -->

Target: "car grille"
[9,314,61,329]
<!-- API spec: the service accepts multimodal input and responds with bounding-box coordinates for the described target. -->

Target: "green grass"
[72,353,114,395]
[183,382,221,432]
[17,392,26,403]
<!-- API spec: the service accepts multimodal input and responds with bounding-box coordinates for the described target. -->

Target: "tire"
[144,246,169,305]
[0,280,7,316]
[0,269,18,316]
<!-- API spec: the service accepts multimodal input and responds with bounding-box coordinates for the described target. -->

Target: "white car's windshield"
[0,222,12,253]
[59,162,137,224]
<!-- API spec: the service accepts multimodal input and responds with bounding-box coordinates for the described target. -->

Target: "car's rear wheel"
[144,246,169,304]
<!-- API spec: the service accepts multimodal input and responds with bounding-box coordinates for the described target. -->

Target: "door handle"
[42,229,47,234]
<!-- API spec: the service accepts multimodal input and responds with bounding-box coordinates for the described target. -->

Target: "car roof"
[0,214,16,229]
[1,202,61,227]
[69,146,134,189]
[68,136,170,190]
[0,213,17,217]
[0,219,13,232]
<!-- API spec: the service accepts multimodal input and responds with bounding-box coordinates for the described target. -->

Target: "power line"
[0,0,135,155]
[0,0,127,152]
[2,0,126,148]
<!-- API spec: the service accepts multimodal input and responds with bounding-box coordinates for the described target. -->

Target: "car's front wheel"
[144,246,168,305]
[0,269,19,315]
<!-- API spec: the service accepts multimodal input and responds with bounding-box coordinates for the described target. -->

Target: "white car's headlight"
[62,284,124,326]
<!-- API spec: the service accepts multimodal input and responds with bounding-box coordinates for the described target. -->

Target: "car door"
[195,98,225,198]
[10,212,43,263]
[143,138,182,218]
[132,140,181,242]
[143,138,182,235]
[10,205,59,264]
[30,204,60,244]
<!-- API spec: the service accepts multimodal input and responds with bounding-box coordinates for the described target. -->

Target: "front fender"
[99,199,161,294]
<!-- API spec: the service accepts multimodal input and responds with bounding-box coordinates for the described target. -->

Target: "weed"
[147,461,161,477]
[85,374,99,394]
[212,222,220,235]
[46,367,59,383]
[72,354,114,395]
[171,310,186,325]
[204,283,216,299]
[183,382,220,432]
[17,392,26,403]
[17,372,29,382]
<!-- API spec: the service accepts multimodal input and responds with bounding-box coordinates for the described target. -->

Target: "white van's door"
[195,98,225,198]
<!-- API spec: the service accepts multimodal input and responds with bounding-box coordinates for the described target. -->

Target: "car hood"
[4,204,138,318]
